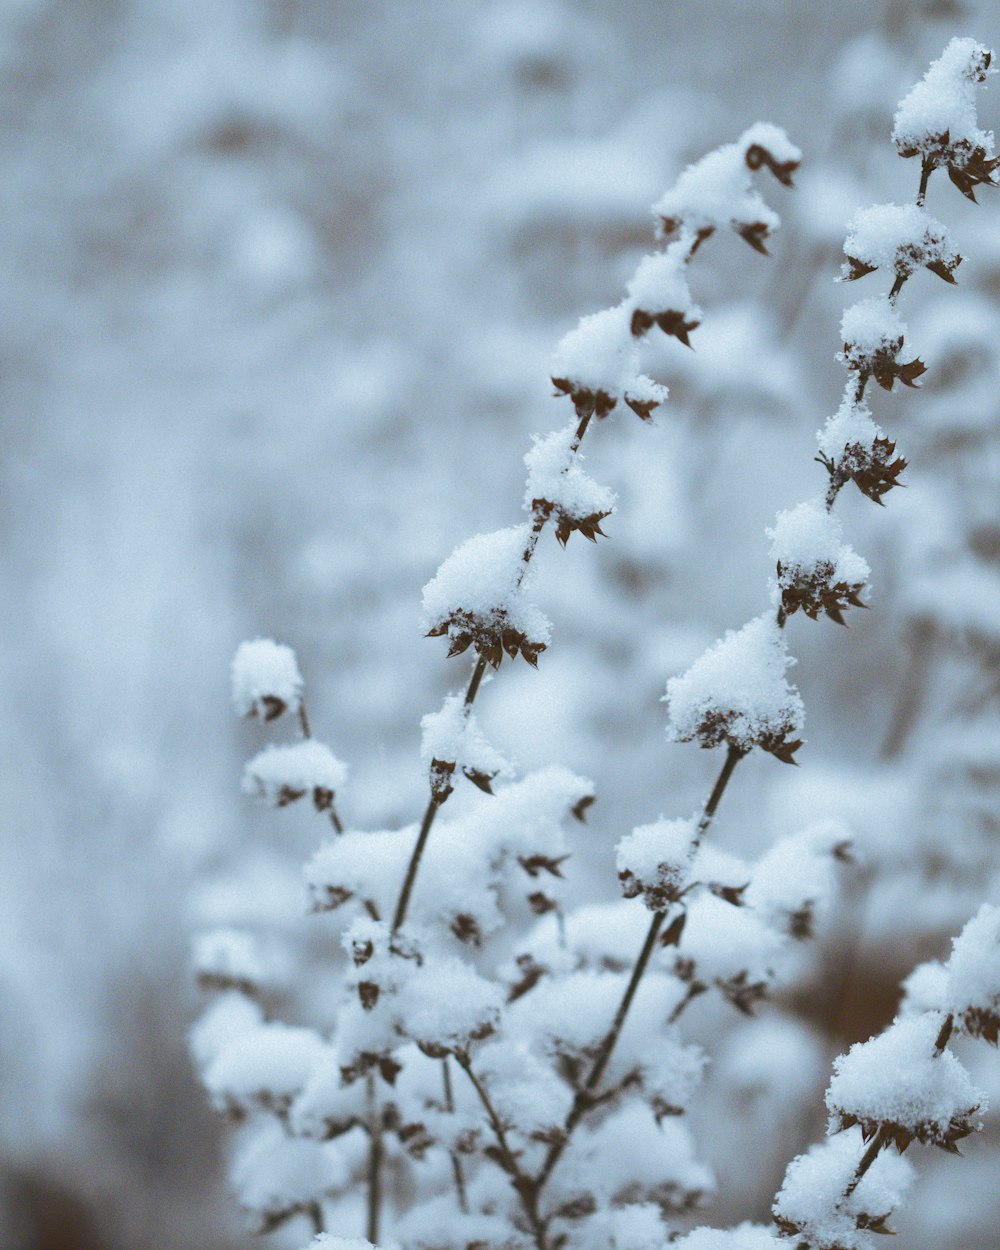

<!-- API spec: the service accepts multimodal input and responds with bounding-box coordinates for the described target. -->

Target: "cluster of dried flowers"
[189,37,998,1250]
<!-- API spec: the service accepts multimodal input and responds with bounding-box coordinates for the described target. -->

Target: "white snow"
[419,693,512,780]
[551,303,668,415]
[663,613,804,757]
[842,203,958,279]
[192,927,269,994]
[616,815,696,910]
[397,954,503,1054]
[204,1021,330,1116]
[243,739,348,807]
[231,638,304,720]
[672,1226,780,1250]
[653,123,799,244]
[474,1038,574,1136]
[189,991,264,1073]
[825,1011,986,1142]
[231,1119,347,1224]
[774,1130,914,1250]
[522,422,616,522]
[679,892,784,985]
[900,960,948,1017]
[306,1238,377,1250]
[767,499,870,607]
[624,244,701,319]
[892,38,996,163]
[421,524,552,652]
[840,295,906,366]
[816,395,884,466]
[304,826,410,914]
[746,823,845,936]
[944,904,1000,1036]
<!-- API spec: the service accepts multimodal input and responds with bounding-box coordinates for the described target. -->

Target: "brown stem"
[536,744,744,1194]
[366,1073,383,1245]
[307,1200,324,1237]
[298,700,313,740]
[455,1052,548,1250]
[442,1057,469,1214]
[392,405,597,934]
[843,1125,887,1199]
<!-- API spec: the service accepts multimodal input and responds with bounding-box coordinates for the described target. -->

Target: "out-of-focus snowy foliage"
[5,2,1000,1249]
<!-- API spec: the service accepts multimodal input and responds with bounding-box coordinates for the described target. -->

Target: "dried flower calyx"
[664,614,805,764]
[654,122,800,256]
[825,1012,986,1153]
[768,500,870,625]
[625,246,702,347]
[892,38,999,201]
[841,203,961,284]
[616,817,696,912]
[422,526,552,669]
[817,397,907,505]
[839,297,925,391]
[243,740,348,812]
[523,424,616,547]
[551,305,668,421]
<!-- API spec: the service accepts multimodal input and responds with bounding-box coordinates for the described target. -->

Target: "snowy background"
[3,1,1000,1247]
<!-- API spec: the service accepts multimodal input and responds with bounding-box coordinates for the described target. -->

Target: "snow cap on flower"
[616,816,696,911]
[842,202,960,283]
[768,499,870,625]
[816,394,906,505]
[944,903,1000,1042]
[422,525,552,668]
[893,38,998,199]
[523,422,616,545]
[774,1131,915,1250]
[654,123,800,255]
[551,303,668,420]
[825,1011,986,1151]
[231,638,303,722]
[664,613,804,763]
[243,740,348,813]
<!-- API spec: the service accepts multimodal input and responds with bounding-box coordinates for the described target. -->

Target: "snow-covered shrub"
[187,35,1000,1250]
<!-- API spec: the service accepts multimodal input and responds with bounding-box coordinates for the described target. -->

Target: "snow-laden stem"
[535,743,744,1195]
[365,1073,383,1244]
[298,696,344,833]
[442,1057,469,1214]
[455,1051,549,1250]
[841,1125,887,1200]
[392,405,597,934]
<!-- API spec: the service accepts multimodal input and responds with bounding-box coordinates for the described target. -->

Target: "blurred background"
[3,0,1000,1246]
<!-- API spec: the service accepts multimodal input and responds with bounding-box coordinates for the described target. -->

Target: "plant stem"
[298,697,345,832]
[842,1125,887,1198]
[392,406,596,934]
[455,1051,548,1250]
[535,743,744,1194]
[442,1057,469,1214]
[366,1073,383,1245]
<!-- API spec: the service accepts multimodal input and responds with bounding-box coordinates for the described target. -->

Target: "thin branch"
[536,743,744,1194]
[442,1057,469,1214]
[366,1073,383,1245]
[455,1051,548,1250]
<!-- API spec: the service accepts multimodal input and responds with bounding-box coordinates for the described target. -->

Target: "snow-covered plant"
[188,35,999,1250]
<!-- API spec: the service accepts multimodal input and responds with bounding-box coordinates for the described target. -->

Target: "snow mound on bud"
[243,740,348,805]
[944,904,1000,1039]
[663,613,804,760]
[825,1011,986,1145]
[231,638,303,720]
[892,37,996,161]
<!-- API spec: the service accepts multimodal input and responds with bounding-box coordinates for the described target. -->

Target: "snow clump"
[231,638,304,721]
[663,614,804,763]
